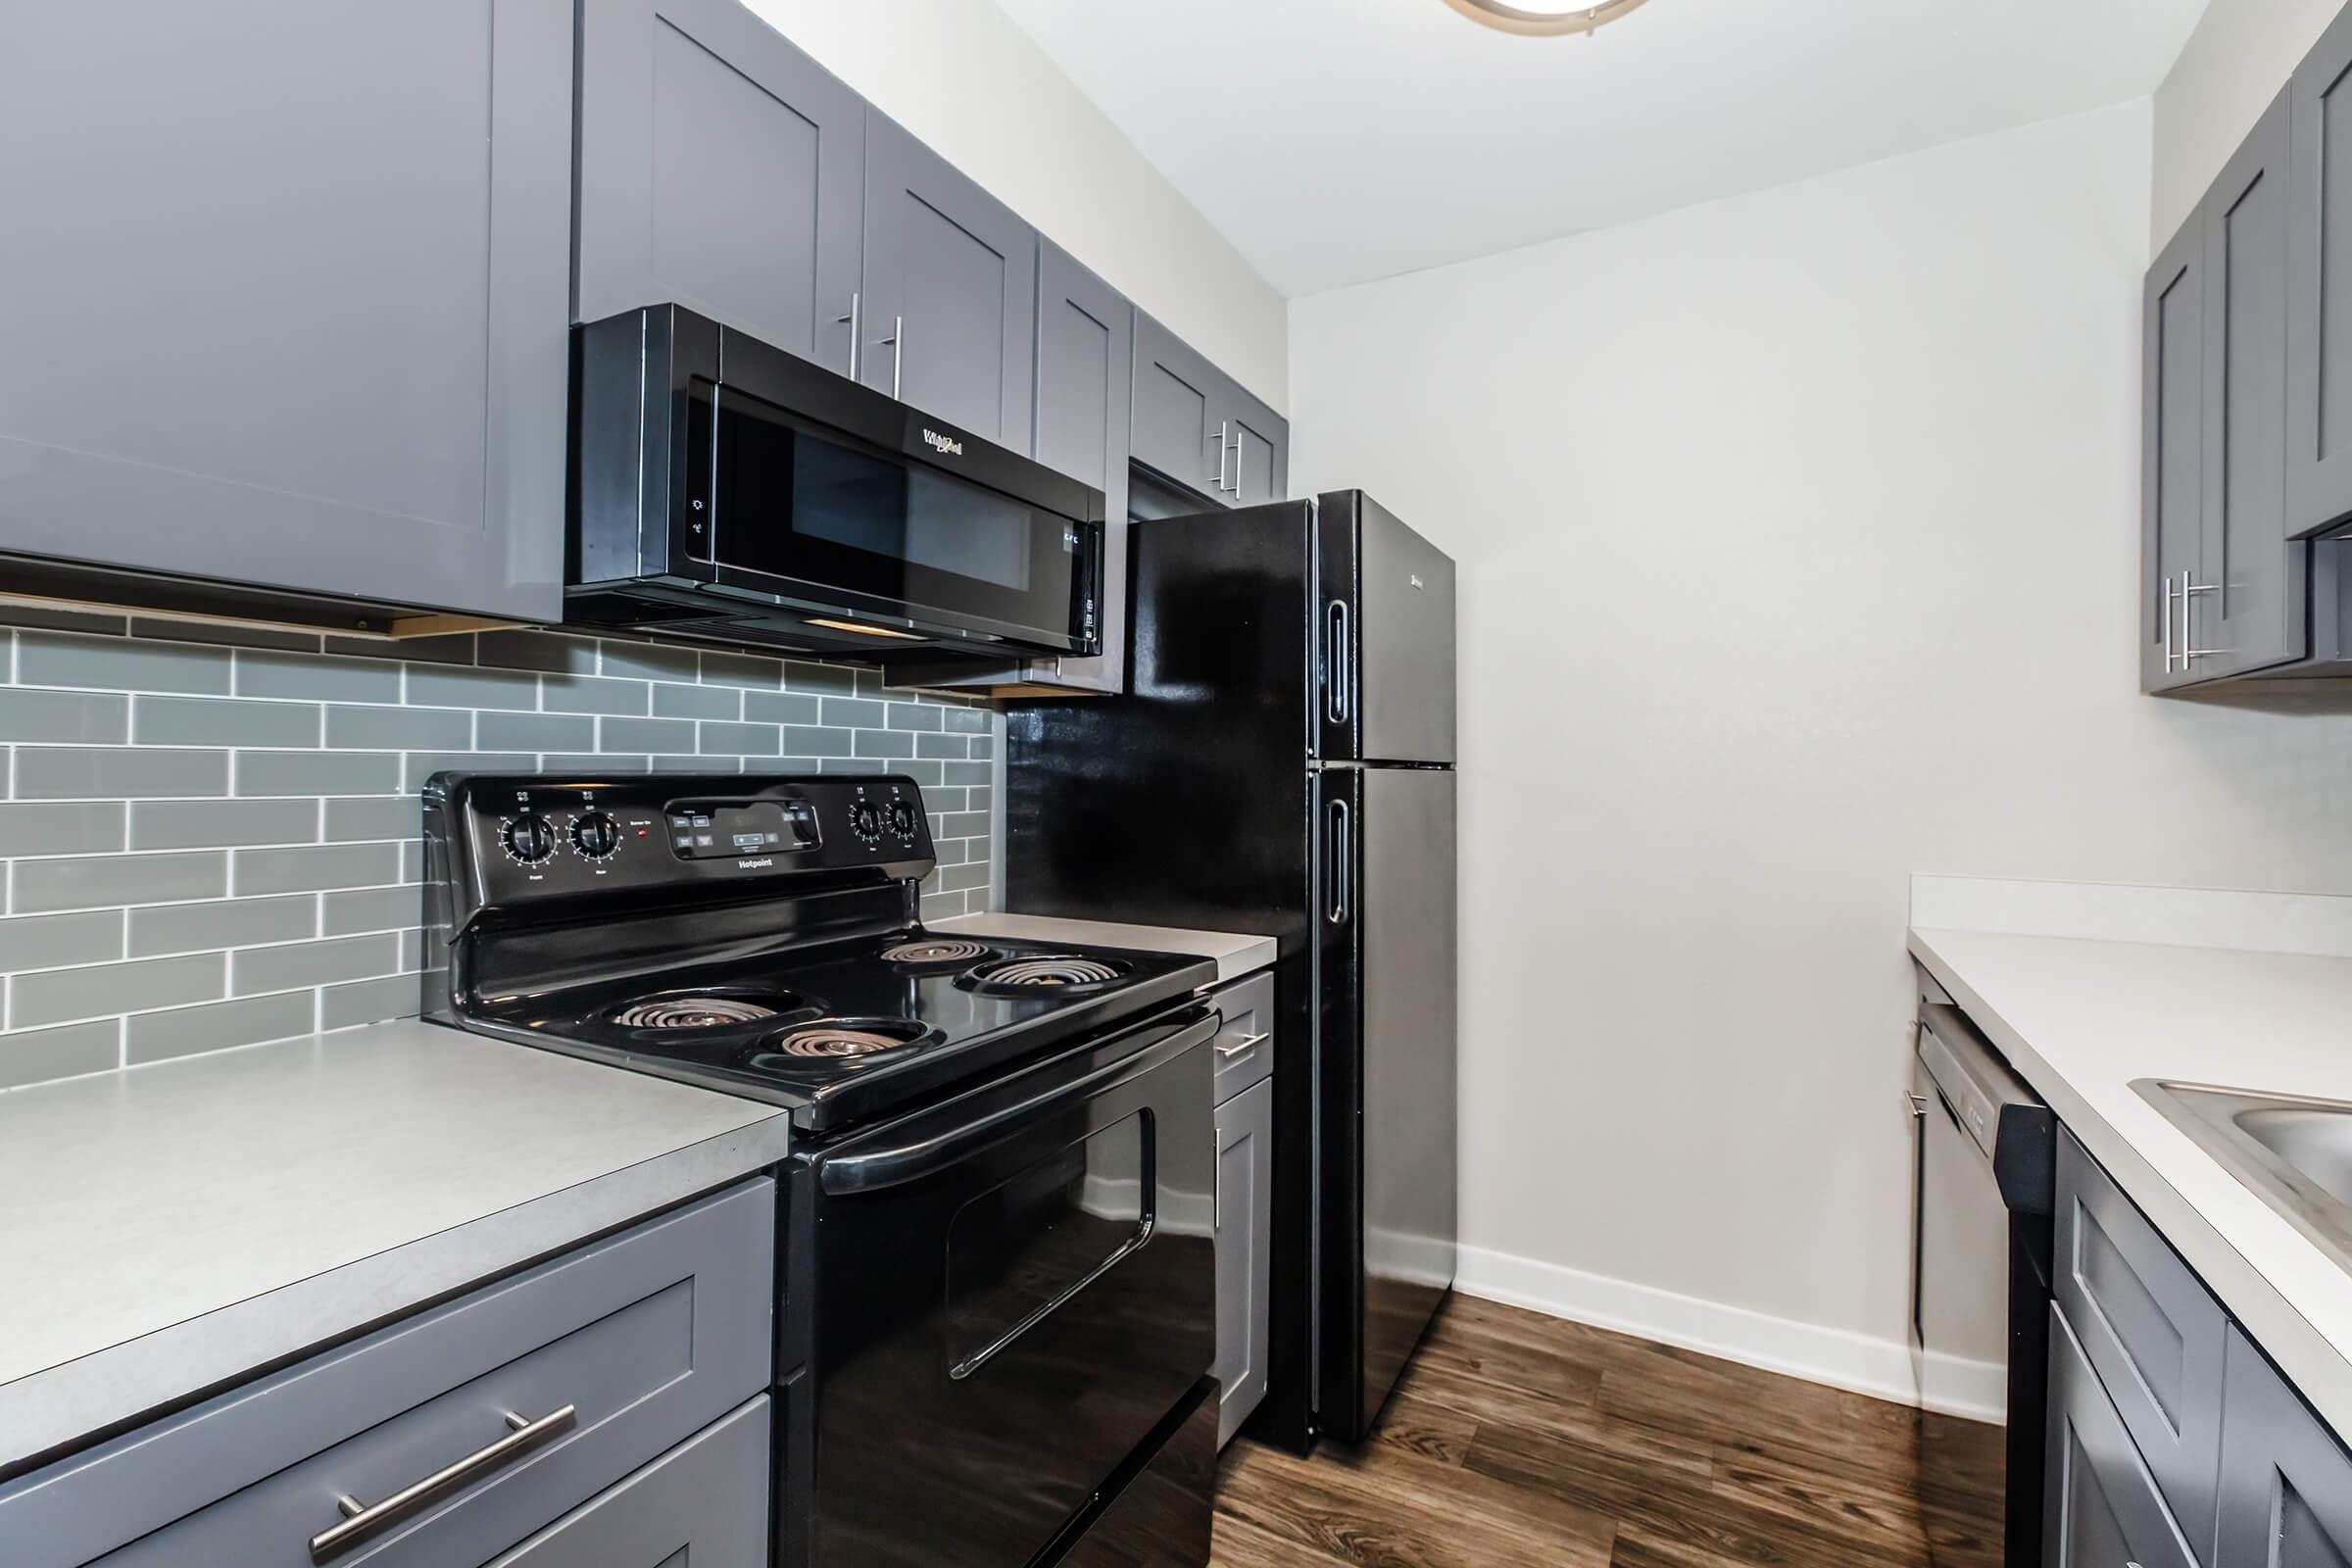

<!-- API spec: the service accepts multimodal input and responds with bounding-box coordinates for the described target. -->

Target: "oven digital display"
[665,800,820,860]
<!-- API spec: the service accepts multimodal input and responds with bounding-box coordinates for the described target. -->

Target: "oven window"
[945,1112,1152,1376]
[700,381,1086,642]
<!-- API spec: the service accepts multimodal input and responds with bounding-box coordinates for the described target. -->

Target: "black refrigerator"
[1004,489,1457,1451]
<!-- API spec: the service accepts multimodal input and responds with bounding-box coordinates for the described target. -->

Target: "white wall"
[746,1,1289,412]
[2151,0,2340,250]
[1286,100,2352,1390]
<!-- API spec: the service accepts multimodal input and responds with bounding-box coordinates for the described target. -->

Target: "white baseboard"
[1452,1245,2005,1424]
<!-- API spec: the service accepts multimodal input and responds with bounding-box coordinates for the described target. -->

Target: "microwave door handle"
[817,1015,1217,1195]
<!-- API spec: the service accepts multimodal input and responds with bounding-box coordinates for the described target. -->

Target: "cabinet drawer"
[2055,1130,2228,1537]
[2046,1302,2201,1568]
[487,1396,769,1567]
[2215,1327,2352,1568]
[0,1179,773,1568]
[1210,971,1276,1104]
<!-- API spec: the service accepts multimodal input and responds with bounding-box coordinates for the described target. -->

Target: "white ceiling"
[993,0,2211,297]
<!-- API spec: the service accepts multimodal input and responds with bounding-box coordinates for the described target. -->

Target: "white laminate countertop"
[1908,923,2352,1442]
[935,911,1278,984]
[0,1019,793,1474]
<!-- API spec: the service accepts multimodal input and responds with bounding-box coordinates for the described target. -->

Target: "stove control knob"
[888,800,919,841]
[501,813,555,864]
[570,810,621,861]
[851,800,883,845]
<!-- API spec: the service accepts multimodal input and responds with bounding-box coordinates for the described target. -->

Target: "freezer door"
[1317,493,1455,765]
[1314,763,1457,1440]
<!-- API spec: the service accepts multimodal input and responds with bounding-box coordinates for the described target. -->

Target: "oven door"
[805,1009,1216,1568]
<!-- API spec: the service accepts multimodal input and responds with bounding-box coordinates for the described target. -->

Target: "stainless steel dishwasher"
[1904,967,2055,1568]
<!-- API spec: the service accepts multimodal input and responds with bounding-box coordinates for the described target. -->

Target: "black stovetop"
[463,926,1216,1134]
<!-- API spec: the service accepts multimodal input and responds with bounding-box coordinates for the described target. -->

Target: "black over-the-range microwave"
[567,305,1104,662]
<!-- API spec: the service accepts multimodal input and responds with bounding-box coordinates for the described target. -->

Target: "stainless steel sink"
[2133,1080,2352,1272]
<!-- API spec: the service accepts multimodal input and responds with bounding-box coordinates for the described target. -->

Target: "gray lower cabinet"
[2046,1302,2202,1568]
[2055,1130,2230,1541]
[0,1180,774,1567]
[860,112,1038,453]
[1213,1078,1275,1450]
[0,0,573,623]
[2215,1327,2352,1568]
[1210,971,1278,1449]
[489,1396,769,1567]
[574,0,865,377]
[2286,4,2352,538]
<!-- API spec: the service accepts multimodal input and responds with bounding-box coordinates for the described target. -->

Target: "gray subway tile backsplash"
[16,632,231,694]
[129,896,317,957]
[12,952,223,1031]
[0,689,129,745]
[0,910,124,971]
[14,850,229,914]
[0,1019,122,1090]
[15,746,231,800]
[133,695,320,749]
[0,802,126,858]
[125,992,315,1066]
[0,619,999,1093]
[232,842,402,897]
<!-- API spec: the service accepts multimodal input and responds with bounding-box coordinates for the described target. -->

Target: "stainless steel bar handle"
[1209,420,1231,492]
[2160,571,2178,672]
[1215,1031,1270,1059]
[309,1405,577,1561]
[1327,799,1350,924]
[1324,601,1351,724]
[2180,570,2224,662]
[881,316,904,399]
[836,292,860,380]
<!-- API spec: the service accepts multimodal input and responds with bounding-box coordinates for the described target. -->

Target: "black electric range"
[421,771,1222,1568]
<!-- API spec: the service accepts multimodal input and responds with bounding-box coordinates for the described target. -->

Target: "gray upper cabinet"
[0,0,574,623]
[1132,311,1289,511]
[1133,312,1225,498]
[575,0,864,376]
[2216,1327,2352,1568]
[1030,240,1135,694]
[2198,90,2302,680]
[860,112,1037,452]
[2143,214,2207,693]
[2287,5,2352,539]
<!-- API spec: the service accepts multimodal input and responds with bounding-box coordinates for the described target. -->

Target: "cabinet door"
[2216,1328,2352,1568]
[2055,1132,2229,1539]
[2143,213,2208,692]
[1214,1077,1275,1448]
[1032,240,1133,694]
[1228,396,1290,509]
[860,113,1037,452]
[0,0,572,622]
[2198,90,2304,680]
[575,0,864,376]
[2044,1304,2201,1568]
[2287,6,2352,537]
[488,1397,769,1567]
[1132,311,1225,500]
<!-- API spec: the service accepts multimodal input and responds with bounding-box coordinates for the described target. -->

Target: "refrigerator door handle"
[1326,798,1351,924]
[1324,600,1351,726]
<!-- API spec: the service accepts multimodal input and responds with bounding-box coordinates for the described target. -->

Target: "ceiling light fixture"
[1440,0,1654,37]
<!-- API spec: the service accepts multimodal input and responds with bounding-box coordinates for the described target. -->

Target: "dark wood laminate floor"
[1211,1295,2001,1568]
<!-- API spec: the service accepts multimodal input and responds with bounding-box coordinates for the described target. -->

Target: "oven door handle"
[817,1014,1217,1196]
